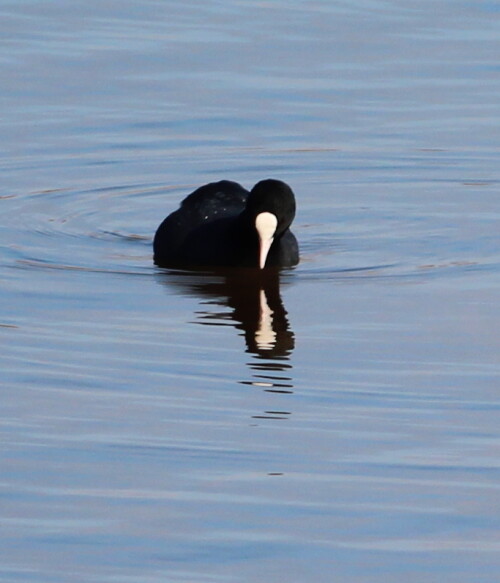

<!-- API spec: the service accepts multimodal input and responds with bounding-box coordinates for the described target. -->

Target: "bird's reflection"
[155,267,295,417]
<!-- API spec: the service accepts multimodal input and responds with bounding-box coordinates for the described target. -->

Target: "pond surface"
[1,1,500,582]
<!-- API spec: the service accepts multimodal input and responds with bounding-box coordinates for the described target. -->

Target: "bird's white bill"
[255,212,278,269]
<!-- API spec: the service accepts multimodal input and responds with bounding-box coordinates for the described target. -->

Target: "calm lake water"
[1,1,500,582]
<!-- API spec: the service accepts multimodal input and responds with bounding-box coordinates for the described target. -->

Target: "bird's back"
[153,181,248,265]
[180,180,248,219]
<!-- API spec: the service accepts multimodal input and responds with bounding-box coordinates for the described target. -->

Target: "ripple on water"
[3,185,165,275]
[4,179,498,290]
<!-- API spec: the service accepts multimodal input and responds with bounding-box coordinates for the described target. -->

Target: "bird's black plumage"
[153,179,299,269]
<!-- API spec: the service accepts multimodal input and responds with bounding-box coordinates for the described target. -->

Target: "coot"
[153,179,299,269]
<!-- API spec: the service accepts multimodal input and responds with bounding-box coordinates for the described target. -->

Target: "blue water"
[1,1,500,582]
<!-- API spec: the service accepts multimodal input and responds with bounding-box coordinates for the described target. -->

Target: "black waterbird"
[153,179,299,269]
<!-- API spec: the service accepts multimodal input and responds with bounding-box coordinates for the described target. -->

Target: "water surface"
[1,1,500,582]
